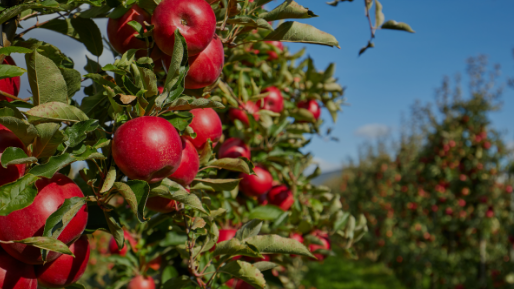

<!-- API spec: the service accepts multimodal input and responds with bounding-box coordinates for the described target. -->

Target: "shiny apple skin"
[185,34,224,89]
[0,173,88,264]
[184,108,223,150]
[239,166,273,197]
[107,5,151,56]
[35,235,90,288]
[169,138,200,186]
[267,185,294,211]
[0,56,21,101]
[112,116,183,183]
[0,247,37,289]
[127,275,155,289]
[152,0,216,56]
[257,86,284,113]
[0,124,26,186]
[109,230,138,256]
[228,101,260,126]
[297,100,321,121]
[218,138,251,159]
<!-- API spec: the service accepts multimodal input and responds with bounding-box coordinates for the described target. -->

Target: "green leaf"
[374,0,385,27]
[248,205,284,221]
[0,64,26,80]
[253,261,278,272]
[259,0,318,21]
[70,17,104,56]
[28,154,75,178]
[4,237,73,257]
[100,165,116,193]
[63,120,99,147]
[138,67,158,98]
[166,96,225,111]
[84,202,110,234]
[381,20,415,33]
[104,209,124,248]
[160,111,193,132]
[212,238,262,258]
[0,46,32,56]
[264,21,340,48]
[39,18,78,40]
[0,117,37,147]
[226,15,273,31]
[25,51,68,106]
[190,178,240,192]
[0,174,39,216]
[80,93,107,116]
[113,181,150,223]
[25,102,89,123]
[207,158,255,175]
[235,219,263,241]
[161,275,193,289]
[0,147,37,168]
[150,178,207,214]
[33,123,65,158]
[0,2,61,25]
[219,260,266,289]
[60,68,82,97]
[246,235,315,258]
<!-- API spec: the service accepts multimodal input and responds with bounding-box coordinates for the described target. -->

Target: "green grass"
[301,253,406,289]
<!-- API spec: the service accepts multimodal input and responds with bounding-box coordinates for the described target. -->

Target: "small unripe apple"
[169,138,200,186]
[184,108,223,150]
[35,235,90,288]
[128,275,155,289]
[239,166,273,197]
[107,5,151,56]
[228,101,260,126]
[218,138,251,159]
[109,230,138,256]
[267,185,294,211]
[185,34,224,89]
[0,56,21,101]
[0,246,37,289]
[0,124,26,186]
[152,0,216,56]
[297,100,321,121]
[257,87,284,113]
[112,116,183,183]
[0,173,88,264]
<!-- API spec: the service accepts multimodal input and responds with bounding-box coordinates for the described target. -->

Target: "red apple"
[264,41,284,61]
[109,230,138,256]
[183,108,223,150]
[225,279,236,288]
[239,165,273,197]
[257,86,284,113]
[267,185,294,211]
[0,173,88,264]
[210,229,237,252]
[308,230,330,261]
[228,101,260,126]
[35,235,90,288]
[185,34,224,89]
[0,124,26,186]
[0,247,37,289]
[169,138,200,186]
[297,100,321,121]
[290,233,304,244]
[152,0,216,56]
[218,138,251,159]
[257,193,268,205]
[147,256,161,271]
[235,280,255,289]
[107,5,151,56]
[128,275,155,289]
[145,197,177,214]
[112,116,183,183]
[0,56,21,101]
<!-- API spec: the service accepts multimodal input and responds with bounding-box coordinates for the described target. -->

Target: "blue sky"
[10,0,514,173]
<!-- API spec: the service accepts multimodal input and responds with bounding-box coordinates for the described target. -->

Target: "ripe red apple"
[109,230,138,256]
[308,230,330,261]
[257,87,284,113]
[235,280,255,289]
[297,99,321,121]
[112,116,183,183]
[147,256,161,271]
[218,138,251,159]
[290,233,304,244]
[264,41,284,61]
[107,5,151,56]
[210,229,237,252]
[0,173,88,264]
[128,275,155,289]
[35,235,90,288]
[239,165,273,197]
[152,0,216,56]
[0,247,37,289]
[184,108,223,150]
[0,56,21,101]
[0,124,26,186]
[186,35,224,89]
[228,101,260,126]
[169,138,200,186]
[267,185,294,211]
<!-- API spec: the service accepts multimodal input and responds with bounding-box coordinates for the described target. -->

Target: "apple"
[0,173,88,264]
[290,233,304,244]
[308,231,330,261]
[257,87,284,113]
[267,185,294,211]
[147,256,161,271]
[35,235,90,288]
[0,124,26,186]
[169,138,200,186]
[239,165,273,197]
[297,100,321,121]
[112,116,183,183]
[235,280,255,289]
[152,0,216,56]
[218,138,251,159]
[264,41,284,61]
[225,279,236,288]
[228,101,260,126]
[145,197,177,214]
[0,56,21,101]
[0,247,37,289]
[109,230,138,256]
[107,5,151,56]
[127,275,155,289]
[210,228,238,253]
[184,108,223,150]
